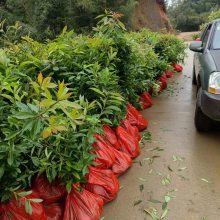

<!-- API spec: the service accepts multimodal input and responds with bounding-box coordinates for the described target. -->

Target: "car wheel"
[194,103,213,132]
[192,66,197,85]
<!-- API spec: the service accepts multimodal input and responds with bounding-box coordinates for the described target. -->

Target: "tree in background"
[200,8,220,30]
[0,0,138,40]
[168,0,220,31]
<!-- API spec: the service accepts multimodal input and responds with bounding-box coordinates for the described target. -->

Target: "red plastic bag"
[121,119,141,141]
[159,73,167,91]
[165,70,173,78]
[103,125,120,150]
[92,134,116,169]
[0,191,46,220]
[84,166,119,204]
[45,203,63,220]
[111,147,132,177]
[116,126,140,158]
[126,103,148,131]
[33,175,67,205]
[63,184,103,220]
[172,63,183,72]
[139,91,153,109]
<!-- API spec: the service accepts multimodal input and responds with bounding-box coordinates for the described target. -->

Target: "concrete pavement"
[103,48,220,220]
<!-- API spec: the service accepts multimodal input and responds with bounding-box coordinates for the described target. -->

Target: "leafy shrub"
[200,8,220,31]
[0,11,186,204]
[154,34,186,65]
[0,65,99,202]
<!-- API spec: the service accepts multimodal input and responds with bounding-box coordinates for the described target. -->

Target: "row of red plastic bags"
[0,65,183,220]
[0,104,148,220]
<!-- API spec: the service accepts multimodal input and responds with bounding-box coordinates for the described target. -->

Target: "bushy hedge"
[0,11,186,203]
[200,8,220,31]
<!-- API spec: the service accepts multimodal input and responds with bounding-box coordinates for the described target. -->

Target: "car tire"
[194,103,213,132]
[192,66,197,85]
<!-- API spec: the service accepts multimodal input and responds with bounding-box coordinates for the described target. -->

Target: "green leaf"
[72,171,81,180]
[1,94,14,103]
[106,105,121,112]
[101,118,112,125]
[27,103,39,112]
[0,166,5,179]
[144,208,159,219]
[17,191,32,197]
[5,131,21,140]
[162,202,168,210]
[138,177,147,182]
[23,120,35,132]
[90,88,105,97]
[66,181,72,193]
[14,112,35,120]
[148,198,162,204]
[161,208,168,219]
[25,200,32,215]
[201,178,210,183]
[29,198,43,203]
[134,200,142,206]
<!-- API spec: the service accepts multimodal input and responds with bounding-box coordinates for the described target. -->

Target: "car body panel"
[198,89,220,121]
[210,50,220,71]
[195,51,217,90]
[191,19,220,121]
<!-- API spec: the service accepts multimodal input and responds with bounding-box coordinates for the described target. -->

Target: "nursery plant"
[0,11,186,218]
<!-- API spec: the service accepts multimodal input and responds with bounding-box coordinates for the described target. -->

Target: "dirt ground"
[177,32,200,41]
[103,46,220,219]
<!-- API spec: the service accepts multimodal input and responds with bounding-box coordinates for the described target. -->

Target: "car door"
[194,23,213,88]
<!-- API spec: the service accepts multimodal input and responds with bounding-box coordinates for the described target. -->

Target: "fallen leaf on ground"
[178,167,187,171]
[139,184,144,192]
[161,208,169,219]
[149,169,153,174]
[161,174,171,186]
[148,198,162,204]
[172,155,185,162]
[167,166,173,172]
[201,178,210,183]
[149,147,164,152]
[144,208,158,219]
[178,174,189,181]
[134,200,142,206]
[138,177,147,182]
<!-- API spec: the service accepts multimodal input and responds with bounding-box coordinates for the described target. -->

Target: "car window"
[213,23,220,49]
[202,24,212,48]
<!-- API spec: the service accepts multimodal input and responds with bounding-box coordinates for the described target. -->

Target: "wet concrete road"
[103,48,220,220]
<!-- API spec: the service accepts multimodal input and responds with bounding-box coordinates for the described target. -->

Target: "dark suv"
[190,19,220,131]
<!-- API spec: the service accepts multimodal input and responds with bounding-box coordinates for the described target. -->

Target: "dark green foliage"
[0,0,137,40]
[168,0,220,31]
[0,11,185,204]
[200,8,220,31]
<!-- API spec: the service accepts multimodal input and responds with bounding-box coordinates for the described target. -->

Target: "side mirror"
[189,41,203,53]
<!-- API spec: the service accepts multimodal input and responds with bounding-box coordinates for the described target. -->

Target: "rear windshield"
[213,22,220,49]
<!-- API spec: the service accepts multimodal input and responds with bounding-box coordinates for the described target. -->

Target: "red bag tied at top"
[92,134,116,169]
[84,166,119,204]
[126,103,148,131]
[33,175,67,205]
[116,126,140,158]
[102,125,120,150]
[139,91,153,110]
[63,184,103,220]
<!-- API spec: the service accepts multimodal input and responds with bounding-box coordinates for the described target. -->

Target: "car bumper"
[199,90,220,121]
